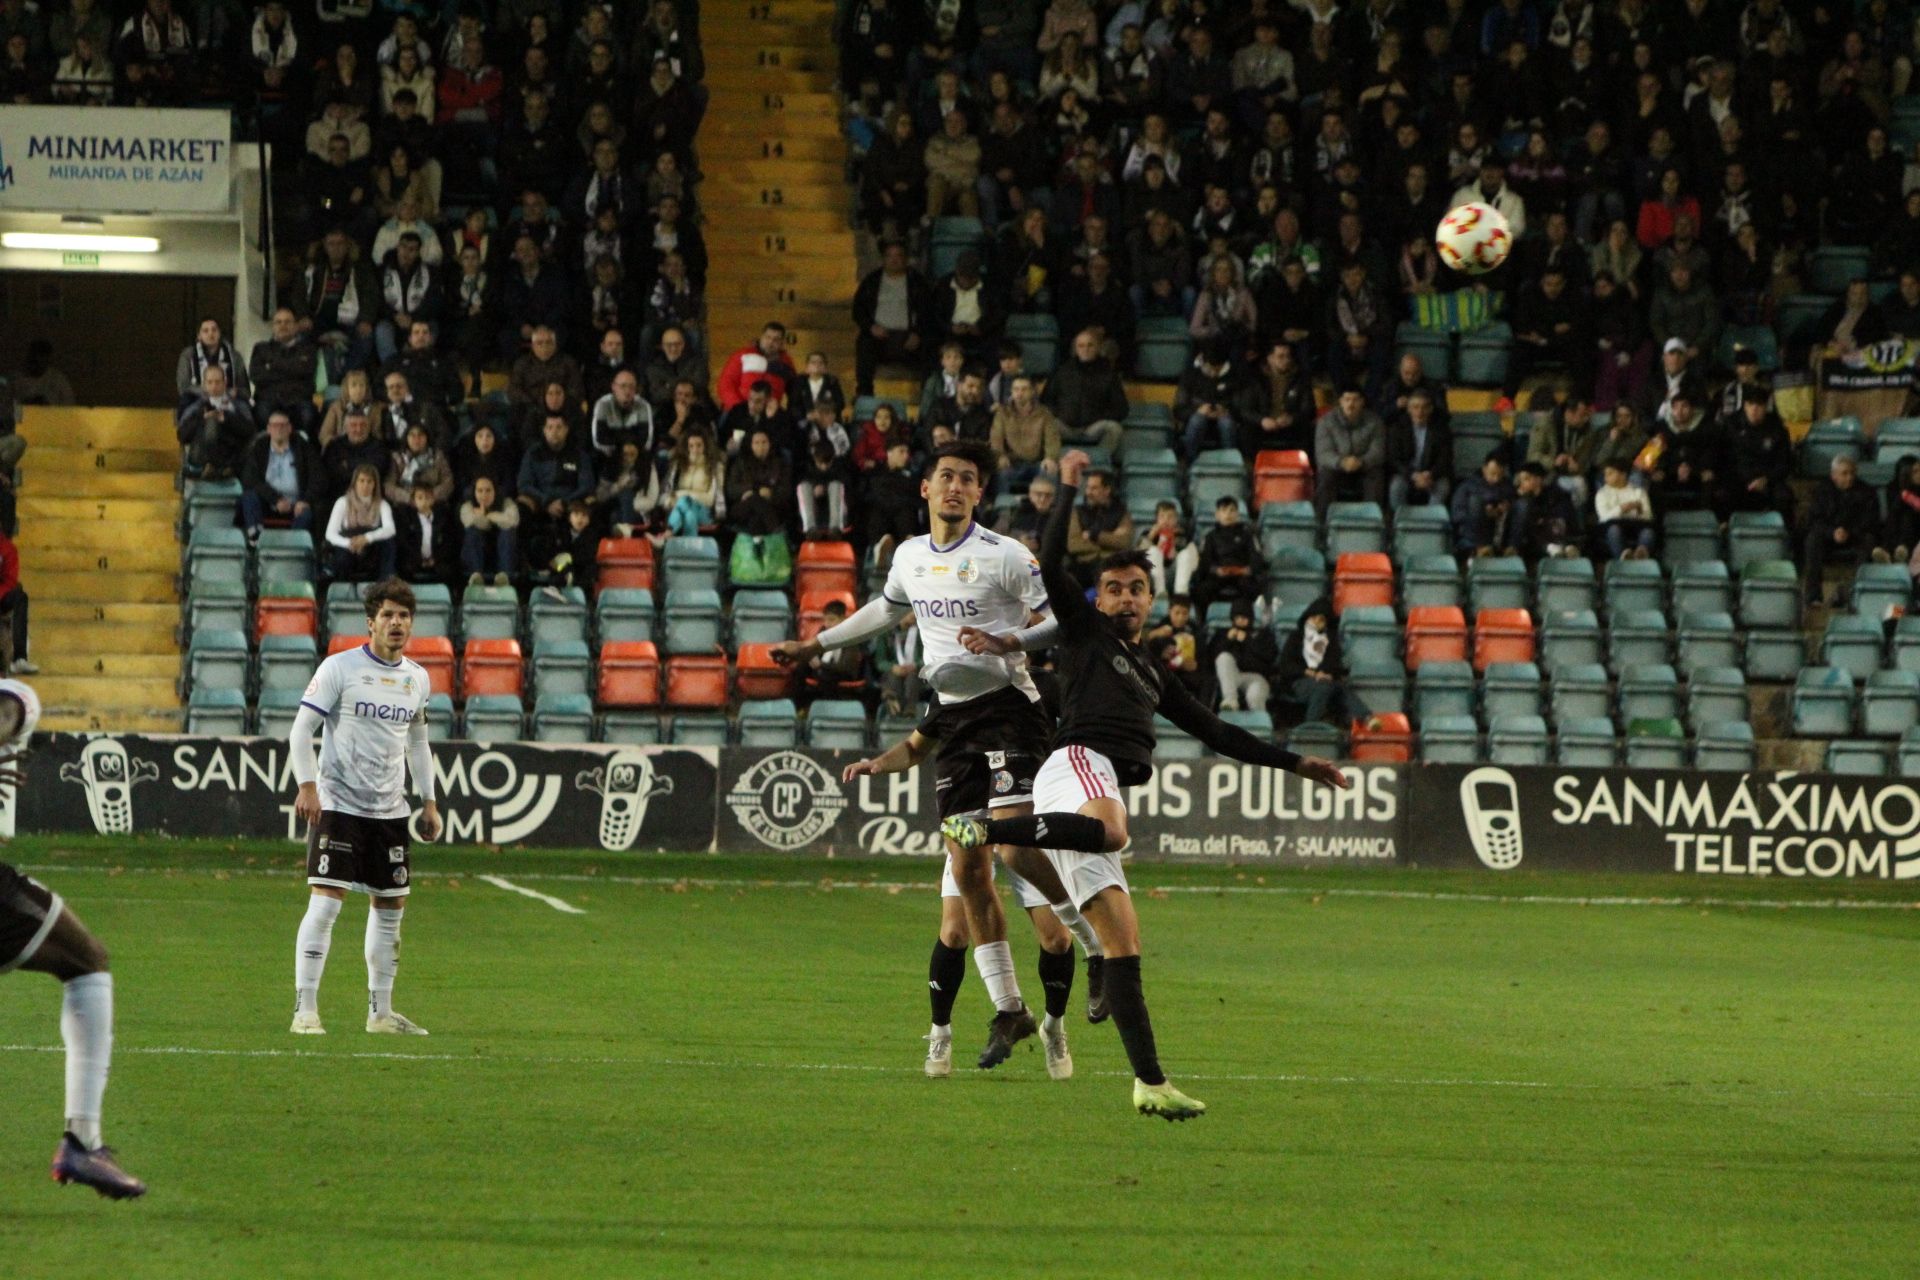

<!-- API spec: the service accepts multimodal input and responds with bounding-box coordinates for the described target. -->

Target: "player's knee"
[939,923,968,949]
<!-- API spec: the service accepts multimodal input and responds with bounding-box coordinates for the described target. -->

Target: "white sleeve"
[364,499,397,544]
[879,552,911,607]
[815,595,912,651]
[407,712,435,803]
[1005,541,1049,614]
[300,656,343,717]
[324,497,352,549]
[1009,615,1061,652]
[289,704,325,786]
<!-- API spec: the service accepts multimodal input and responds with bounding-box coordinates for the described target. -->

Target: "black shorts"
[306,811,414,898]
[0,860,62,973]
[920,687,1053,820]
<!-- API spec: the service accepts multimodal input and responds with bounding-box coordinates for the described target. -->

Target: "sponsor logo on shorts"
[993,770,1014,795]
[986,751,1007,769]
[388,845,407,863]
[392,866,409,885]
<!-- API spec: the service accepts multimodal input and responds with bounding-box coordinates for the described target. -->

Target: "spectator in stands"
[1526,394,1601,512]
[0,526,30,675]
[1387,388,1454,512]
[1591,402,1650,483]
[176,365,256,480]
[1211,600,1281,714]
[788,353,847,424]
[1064,467,1134,586]
[1635,167,1701,250]
[931,250,1002,362]
[589,370,654,462]
[541,500,600,590]
[1129,208,1195,319]
[316,370,375,449]
[1884,271,1920,340]
[517,414,593,564]
[853,241,933,398]
[325,462,398,581]
[1717,347,1770,421]
[460,475,519,586]
[1882,457,1920,569]
[445,243,493,400]
[1314,386,1387,516]
[1173,338,1244,460]
[986,342,1024,408]
[989,374,1062,490]
[977,99,1049,230]
[646,327,711,418]
[298,228,378,379]
[1805,455,1883,606]
[1377,353,1452,435]
[996,470,1056,555]
[796,427,854,539]
[51,31,113,105]
[1501,269,1591,411]
[719,379,797,460]
[497,233,571,360]
[1324,260,1395,403]
[1451,453,1516,558]
[1724,392,1795,525]
[1042,329,1128,457]
[386,321,462,417]
[1279,598,1365,728]
[854,401,913,473]
[395,479,458,586]
[320,405,387,505]
[1193,496,1266,616]
[176,317,249,400]
[1145,595,1209,702]
[1646,392,1723,515]
[924,108,983,220]
[507,325,583,412]
[238,410,322,540]
[1254,254,1318,367]
[1138,499,1198,600]
[861,109,928,237]
[372,232,442,366]
[371,196,443,270]
[1056,251,1135,362]
[799,598,878,712]
[717,322,794,411]
[1510,463,1583,565]
[383,421,453,508]
[375,369,449,449]
[997,208,1066,315]
[581,329,632,410]
[663,428,724,538]
[436,31,504,192]
[1816,278,1892,361]
[1594,461,1655,560]
[723,426,791,539]
[1641,338,1710,427]
[1451,154,1528,239]
[1245,340,1316,459]
[516,379,584,450]
[1648,261,1721,369]
[1188,256,1258,354]
[599,441,662,537]
[918,343,968,422]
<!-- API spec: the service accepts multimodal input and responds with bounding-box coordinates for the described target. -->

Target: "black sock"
[929,940,967,1027]
[984,811,1109,853]
[1038,946,1075,1019]
[1103,956,1165,1085]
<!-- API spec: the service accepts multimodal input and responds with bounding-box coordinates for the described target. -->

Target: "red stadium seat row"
[1253,450,1313,509]
[1404,607,1537,673]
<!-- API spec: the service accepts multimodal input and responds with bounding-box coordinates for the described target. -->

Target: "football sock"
[928,940,967,1028]
[365,906,403,1019]
[984,812,1109,854]
[61,972,112,1151]
[295,893,342,1016]
[1038,946,1075,1019]
[1051,899,1103,957]
[1103,956,1166,1086]
[973,939,1024,1013]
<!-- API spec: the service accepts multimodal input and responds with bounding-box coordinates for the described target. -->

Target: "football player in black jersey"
[948,451,1347,1118]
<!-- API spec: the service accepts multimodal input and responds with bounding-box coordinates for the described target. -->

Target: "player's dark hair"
[930,439,997,487]
[1098,549,1155,585]
[364,578,417,620]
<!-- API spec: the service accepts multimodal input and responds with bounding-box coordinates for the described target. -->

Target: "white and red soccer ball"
[1435,203,1513,275]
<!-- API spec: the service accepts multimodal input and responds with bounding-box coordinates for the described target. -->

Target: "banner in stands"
[1409,765,1920,881]
[1820,338,1920,392]
[0,106,233,213]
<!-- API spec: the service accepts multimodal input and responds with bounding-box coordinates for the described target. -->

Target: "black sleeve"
[1041,482,1098,638]
[1157,672,1304,771]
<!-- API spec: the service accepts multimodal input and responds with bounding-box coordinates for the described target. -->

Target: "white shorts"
[940,853,1050,911]
[1033,745,1131,909]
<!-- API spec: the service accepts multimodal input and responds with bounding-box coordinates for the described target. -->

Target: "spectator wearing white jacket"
[326,463,398,581]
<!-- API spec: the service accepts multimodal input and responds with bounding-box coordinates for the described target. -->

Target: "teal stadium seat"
[255,529,315,584]
[187,628,250,695]
[1694,722,1757,771]
[1390,505,1453,562]
[1670,560,1732,616]
[1325,503,1387,557]
[1549,663,1613,723]
[1481,662,1541,719]
[1413,660,1475,722]
[1467,556,1529,613]
[1487,714,1550,765]
[731,589,794,645]
[531,637,592,699]
[1619,664,1681,722]
[1862,669,1920,737]
[529,586,589,647]
[664,587,725,655]
[1603,557,1666,616]
[1686,666,1749,728]
[256,634,317,694]
[462,694,525,742]
[662,536,722,592]
[1675,611,1740,674]
[1535,557,1596,615]
[806,700,871,750]
[186,686,249,735]
[596,588,657,644]
[738,698,801,747]
[1556,717,1619,766]
[668,712,731,746]
[458,584,521,641]
[1792,667,1858,736]
[1419,715,1481,764]
[531,692,595,742]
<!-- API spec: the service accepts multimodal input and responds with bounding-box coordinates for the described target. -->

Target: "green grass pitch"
[2,835,1918,1278]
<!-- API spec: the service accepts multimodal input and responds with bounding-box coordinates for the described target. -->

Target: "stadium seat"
[1894,615,1920,673]
[187,526,250,596]
[731,589,794,645]
[664,654,729,707]
[1401,554,1462,610]
[1800,417,1865,478]
[1669,560,1732,617]
[323,581,368,639]
[1726,511,1790,571]
[1220,708,1274,737]
[256,688,304,740]
[1694,721,1757,771]
[662,535,722,592]
[403,635,455,698]
[734,642,796,700]
[256,634,318,694]
[531,637,592,699]
[1466,557,1528,614]
[190,580,250,637]
[595,588,657,645]
[255,582,318,643]
[595,537,656,594]
[1155,715,1204,759]
[1488,714,1550,765]
[256,529,315,584]
[529,586,589,647]
[186,686,250,735]
[664,587,725,655]
[1188,450,1250,511]
[1472,608,1535,671]
[1341,605,1402,667]
[1549,663,1613,723]
[1534,557,1596,616]
[794,540,858,600]
[1623,718,1687,769]
[1454,329,1511,389]
[1134,332,1191,380]
[1738,560,1802,629]
[1253,450,1313,508]
[186,628,250,695]
[1418,715,1481,764]
[1481,662,1541,718]
[1555,717,1620,766]
[458,584,521,641]
[1878,417,1920,457]
[596,640,661,707]
[1404,605,1467,671]
[1660,510,1724,568]
[1325,503,1387,557]
[1607,609,1670,671]
[409,583,453,638]
[1007,314,1060,377]
[1851,562,1912,621]
[1774,293,1832,350]
[1390,505,1453,563]
[1619,664,1681,722]
[1900,725,1920,774]
[462,694,525,741]
[806,699,871,750]
[1413,660,1475,722]
[738,698,801,747]
[1539,609,1604,672]
[797,588,858,642]
[1743,629,1807,681]
[1285,721,1345,759]
[1675,611,1740,675]
[1825,739,1892,776]
[1348,712,1412,762]
[1792,666,1858,735]
[1268,596,1309,634]
[1809,246,1871,294]
[599,711,663,744]
[531,692,595,743]
[1686,666,1750,729]
[1395,322,1454,380]
[1259,501,1320,559]
[1268,547,1328,613]
[1821,613,1886,682]
[1862,669,1920,737]
[1602,557,1666,616]
[1718,324,1779,373]
[1347,660,1408,716]
[184,477,242,531]
[1122,405,1174,455]
[1124,445,1180,489]
[1450,412,1506,478]
[460,637,524,701]
[1332,552,1394,615]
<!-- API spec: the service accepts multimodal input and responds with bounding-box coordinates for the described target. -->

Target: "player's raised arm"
[841,729,934,783]
[1156,673,1350,790]
[1038,451,1099,638]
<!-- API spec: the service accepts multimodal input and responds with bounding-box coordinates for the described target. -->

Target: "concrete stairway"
[15,407,183,733]
[699,0,859,378]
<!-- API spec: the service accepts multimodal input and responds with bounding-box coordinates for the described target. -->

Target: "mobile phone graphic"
[59,740,156,836]
[1459,766,1523,870]
[577,750,676,851]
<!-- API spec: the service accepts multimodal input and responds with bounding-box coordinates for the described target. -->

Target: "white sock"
[929,1021,949,1040]
[295,894,342,1016]
[1052,900,1103,958]
[973,940,1023,1013]
[366,906,403,1019]
[61,972,112,1150]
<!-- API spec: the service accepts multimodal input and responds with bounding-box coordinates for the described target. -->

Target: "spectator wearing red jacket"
[716,322,796,411]
[0,530,33,675]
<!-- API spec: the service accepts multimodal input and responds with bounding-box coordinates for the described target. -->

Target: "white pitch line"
[477,874,586,914]
[21,863,1920,913]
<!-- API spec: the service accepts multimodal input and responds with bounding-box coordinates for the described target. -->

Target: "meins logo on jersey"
[914,597,982,619]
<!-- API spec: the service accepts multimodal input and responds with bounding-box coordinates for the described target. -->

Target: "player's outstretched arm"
[1156,676,1351,790]
[841,730,933,783]
[1038,451,1098,638]
[958,613,1061,656]
[771,595,911,665]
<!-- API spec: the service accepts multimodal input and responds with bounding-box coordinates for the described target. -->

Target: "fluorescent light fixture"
[1,232,161,253]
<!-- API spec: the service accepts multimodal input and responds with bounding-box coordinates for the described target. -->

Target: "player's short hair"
[364,578,417,620]
[929,439,996,487]
[1098,549,1155,585]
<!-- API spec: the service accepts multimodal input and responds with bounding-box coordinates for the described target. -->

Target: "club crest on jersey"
[956,557,979,584]
[1111,655,1130,674]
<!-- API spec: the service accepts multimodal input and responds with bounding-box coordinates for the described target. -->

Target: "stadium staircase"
[699,0,860,375]
[17,407,183,732]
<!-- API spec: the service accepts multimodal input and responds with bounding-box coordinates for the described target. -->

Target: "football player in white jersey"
[0,681,147,1197]
[773,441,1104,1073]
[286,579,442,1036]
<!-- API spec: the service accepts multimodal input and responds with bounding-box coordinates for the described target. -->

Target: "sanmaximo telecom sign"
[0,105,232,214]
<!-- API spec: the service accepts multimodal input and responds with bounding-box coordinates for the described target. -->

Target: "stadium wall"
[10,735,1920,884]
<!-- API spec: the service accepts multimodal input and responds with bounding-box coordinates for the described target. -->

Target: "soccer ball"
[1435,203,1513,275]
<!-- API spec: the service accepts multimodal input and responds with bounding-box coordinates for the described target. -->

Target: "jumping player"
[843,723,1103,1081]
[0,681,146,1198]
[286,579,442,1036]
[774,440,1090,1069]
[947,451,1348,1119]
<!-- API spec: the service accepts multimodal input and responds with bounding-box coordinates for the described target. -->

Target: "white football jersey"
[0,677,40,752]
[882,521,1049,704]
[299,645,433,819]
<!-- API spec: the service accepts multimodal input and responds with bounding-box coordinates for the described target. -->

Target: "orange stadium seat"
[1349,712,1413,763]
[1473,608,1537,672]
[1404,605,1468,671]
[1253,450,1312,508]
[595,537,656,595]
[734,642,795,700]
[597,640,661,707]
[798,589,858,643]
[1332,552,1394,615]
[664,654,729,707]
[327,634,362,657]
[404,636,456,698]
[256,595,318,643]
[795,540,858,599]
[459,637,524,700]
